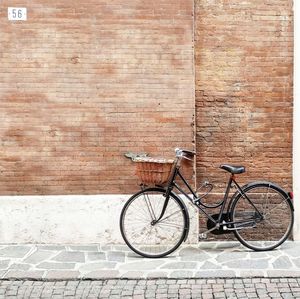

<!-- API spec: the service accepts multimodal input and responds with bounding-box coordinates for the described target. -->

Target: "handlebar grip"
[175,148,196,158]
[181,149,196,156]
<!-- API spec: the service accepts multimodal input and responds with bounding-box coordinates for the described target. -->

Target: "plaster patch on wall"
[0,195,198,244]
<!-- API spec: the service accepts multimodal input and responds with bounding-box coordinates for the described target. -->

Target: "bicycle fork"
[151,166,179,225]
[151,192,170,225]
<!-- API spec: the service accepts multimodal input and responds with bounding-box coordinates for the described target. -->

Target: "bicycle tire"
[120,187,189,258]
[230,182,293,251]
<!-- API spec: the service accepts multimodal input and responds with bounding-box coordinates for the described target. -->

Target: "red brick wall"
[0,0,194,195]
[195,0,293,192]
[0,0,293,198]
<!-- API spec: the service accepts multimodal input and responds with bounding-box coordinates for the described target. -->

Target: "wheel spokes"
[232,185,293,250]
[121,190,186,257]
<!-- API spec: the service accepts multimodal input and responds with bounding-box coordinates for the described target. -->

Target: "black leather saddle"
[220,164,245,174]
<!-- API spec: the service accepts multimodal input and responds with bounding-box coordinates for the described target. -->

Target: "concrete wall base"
[0,195,199,244]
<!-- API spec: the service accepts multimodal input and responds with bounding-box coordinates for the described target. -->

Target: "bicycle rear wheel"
[120,187,188,258]
[230,182,293,251]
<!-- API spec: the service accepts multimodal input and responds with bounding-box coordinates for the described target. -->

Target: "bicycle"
[120,148,294,258]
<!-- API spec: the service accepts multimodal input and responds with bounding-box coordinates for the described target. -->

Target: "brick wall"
[0,0,293,203]
[0,0,194,195]
[195,0,293,191]
[195,0,293,239]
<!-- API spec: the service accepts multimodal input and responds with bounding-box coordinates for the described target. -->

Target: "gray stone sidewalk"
[0,241,299,280]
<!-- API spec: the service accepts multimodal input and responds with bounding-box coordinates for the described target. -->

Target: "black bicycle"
[120,148,294,258]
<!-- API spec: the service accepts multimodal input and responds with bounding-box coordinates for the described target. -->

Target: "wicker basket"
[134,157,174,185]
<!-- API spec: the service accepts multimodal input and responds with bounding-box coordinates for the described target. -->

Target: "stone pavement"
[1,277,300,298]
[0,241,299,280]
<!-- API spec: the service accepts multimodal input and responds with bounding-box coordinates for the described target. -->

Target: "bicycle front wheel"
[120,187,188,258]
[231,182,293,251]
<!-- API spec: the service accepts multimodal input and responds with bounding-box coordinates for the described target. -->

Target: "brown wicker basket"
[134,157,174,185]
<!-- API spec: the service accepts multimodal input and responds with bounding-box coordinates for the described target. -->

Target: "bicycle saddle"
[220,164,245,174]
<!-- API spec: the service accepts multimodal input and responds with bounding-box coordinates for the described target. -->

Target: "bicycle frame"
[153,165,263,234]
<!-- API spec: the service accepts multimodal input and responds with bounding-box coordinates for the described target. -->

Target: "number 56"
[8,7,26,20]
[12,9,23,19]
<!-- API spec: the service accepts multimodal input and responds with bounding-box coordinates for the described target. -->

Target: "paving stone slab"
[121,271,145,279]
[44,270,81,280]
[9,263,31,271]
[119,260,164,271]
[239,270,265,277]
[249,252,268,259]
[0,246,31,258]
[0,260,9,270]
[24,250,55,264]
[0,271,7,279]
[292,257,300,268]
[146,271,169,278]
[100,245,113,251]
[37,245,66,251]
[169,271,194,278]
[194,270,236,278]
[216,252,247,263]
[224,258,270,269]
[179,247,202,255]
[51,251,85,263]
[36,262,76,270]
[267,270,300,277]
[214,242,243,250]
[272,256,293,269]
[112,245,132,251]
[283,243,300,257]
[4,270,45,279]
[69,245,99,251]
[87,252,106,261]
[201,261,220,270]
[82,270,120,279]
[107,251,125,262]
[180,252,210,262]
[79,261,117,272]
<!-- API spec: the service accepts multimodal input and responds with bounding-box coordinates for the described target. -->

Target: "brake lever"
[182,155,194,161]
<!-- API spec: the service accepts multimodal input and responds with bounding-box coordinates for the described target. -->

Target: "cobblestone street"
[0,278,300,299]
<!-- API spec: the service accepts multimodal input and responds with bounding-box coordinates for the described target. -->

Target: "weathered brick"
[195,0,292,240]
[0,0,194,195]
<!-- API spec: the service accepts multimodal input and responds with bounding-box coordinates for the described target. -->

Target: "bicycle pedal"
[199,233,207,240]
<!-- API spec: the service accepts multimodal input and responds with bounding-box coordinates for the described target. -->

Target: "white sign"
[8,7,27,21]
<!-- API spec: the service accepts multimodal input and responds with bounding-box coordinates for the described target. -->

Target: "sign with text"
[8,7,27,21]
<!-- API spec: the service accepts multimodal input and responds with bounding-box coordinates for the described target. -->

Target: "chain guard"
[206,213,232,235]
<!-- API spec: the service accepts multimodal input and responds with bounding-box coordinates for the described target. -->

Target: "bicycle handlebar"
[175,148,196,157]
[175,148,196,164]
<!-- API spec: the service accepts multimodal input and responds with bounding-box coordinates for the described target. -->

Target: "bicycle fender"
[256,181,294,211]
[169,191,190,242]
[227,181,294,215]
